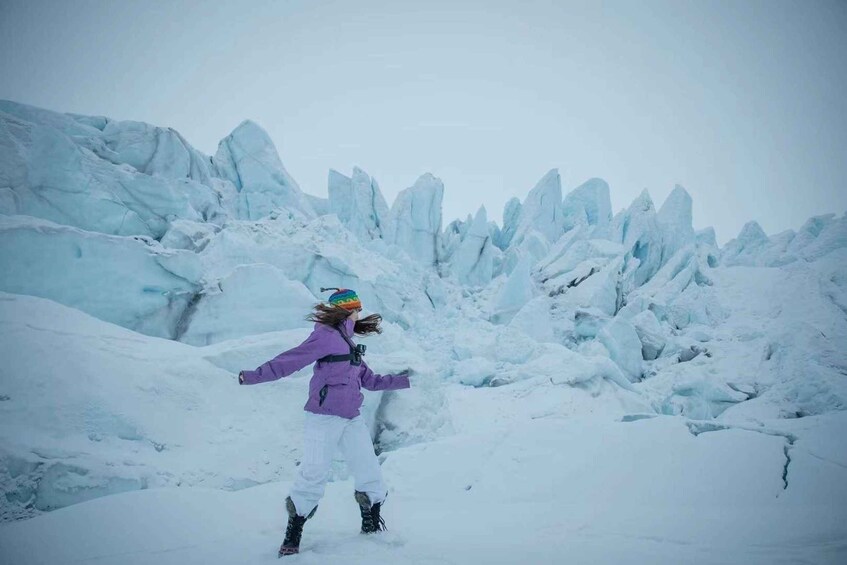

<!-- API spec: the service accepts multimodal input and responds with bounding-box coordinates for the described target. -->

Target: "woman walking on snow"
[238,288,412,557]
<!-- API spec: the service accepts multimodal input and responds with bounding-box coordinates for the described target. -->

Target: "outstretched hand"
[238,371,245,385]
[398,368,415,379]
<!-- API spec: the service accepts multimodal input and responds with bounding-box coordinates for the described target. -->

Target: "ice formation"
[511,168,564,245]
[0,215,201,340]
[327,167,389,241]
[494,196,521,250]
[382,173,444,266]
[446,206,497,286]
[214,120,315,221]
[561,177,612,234]
[0,102,224,239]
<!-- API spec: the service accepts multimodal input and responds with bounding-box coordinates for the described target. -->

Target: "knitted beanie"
[328,288,362,311]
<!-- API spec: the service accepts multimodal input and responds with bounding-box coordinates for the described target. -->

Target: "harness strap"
[334,325,359,350]
[318,353,356,363]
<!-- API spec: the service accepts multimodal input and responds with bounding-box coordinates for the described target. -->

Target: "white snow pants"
[288,412,387,518]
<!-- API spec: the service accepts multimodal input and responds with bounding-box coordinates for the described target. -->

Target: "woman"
[238,288,412,557]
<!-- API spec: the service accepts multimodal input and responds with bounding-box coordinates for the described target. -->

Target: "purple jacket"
[240,319,410,419]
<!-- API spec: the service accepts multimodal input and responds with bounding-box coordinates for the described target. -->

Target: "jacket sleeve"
[358,362,411,391]
[240,328,327,385]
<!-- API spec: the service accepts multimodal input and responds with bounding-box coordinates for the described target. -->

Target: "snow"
[1,100,846,564]
[0,291,411,521]
[2,407,844,564]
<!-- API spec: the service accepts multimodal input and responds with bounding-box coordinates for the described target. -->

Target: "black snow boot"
[355,491,386,534]
[278,496,316,557]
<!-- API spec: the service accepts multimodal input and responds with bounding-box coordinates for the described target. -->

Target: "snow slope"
[3,419,846,565]
[2,293,844,564]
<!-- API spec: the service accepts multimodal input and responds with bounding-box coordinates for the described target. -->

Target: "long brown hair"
[306,303,383,336]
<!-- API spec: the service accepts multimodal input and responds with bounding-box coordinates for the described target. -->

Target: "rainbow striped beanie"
[327,288,362,311]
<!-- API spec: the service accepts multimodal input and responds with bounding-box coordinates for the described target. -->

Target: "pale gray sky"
[1,0,845,243]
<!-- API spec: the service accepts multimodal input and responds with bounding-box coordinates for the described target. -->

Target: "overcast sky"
[1,0,845,243]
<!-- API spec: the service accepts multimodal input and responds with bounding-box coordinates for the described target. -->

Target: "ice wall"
[383,173,444,267]
[327,167,389,240]
[447,206,497,286]
[562,177,612,234]
[0,216,201,339]
[511,168,564,246]
[213,120,315,221]
[0,102,224,239]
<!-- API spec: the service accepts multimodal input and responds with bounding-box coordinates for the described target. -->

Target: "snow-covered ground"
[1,100,846,564]
[2,294,844,564]
[3,415,845,565]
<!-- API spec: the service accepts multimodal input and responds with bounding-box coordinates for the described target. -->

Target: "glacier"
[561,177,612,234]
[445,206,498,287]
[511,168,564,246]
[382,173,444,267]
[327,167,389,241]
[214,120,316,221]
[0,100,845,564]
[0,101,228,240]
[0,215,202,340]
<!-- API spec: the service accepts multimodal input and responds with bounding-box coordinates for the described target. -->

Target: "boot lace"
[356,492,387,533]
[360,505,376,533]
[369,503,387,532]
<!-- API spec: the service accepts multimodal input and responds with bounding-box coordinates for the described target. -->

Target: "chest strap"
[318,352,357,363]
